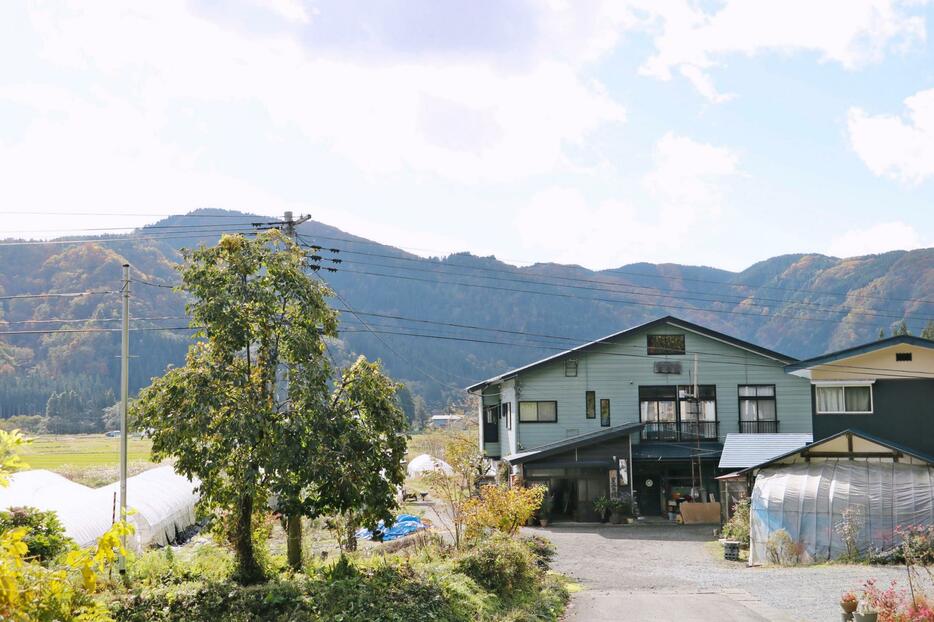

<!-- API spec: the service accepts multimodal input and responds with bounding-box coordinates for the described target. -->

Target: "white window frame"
[813,380,874,415]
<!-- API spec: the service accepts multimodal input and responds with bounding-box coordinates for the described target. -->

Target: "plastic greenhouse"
[747,430,934,565]
[0,466,199,551]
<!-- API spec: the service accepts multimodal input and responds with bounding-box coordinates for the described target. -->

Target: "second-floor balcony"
[739,420,780,434]
[641,421,719,441]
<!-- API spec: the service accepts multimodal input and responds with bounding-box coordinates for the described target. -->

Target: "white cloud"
[515,134,741,268]
[0,1,626,193]
[826,221,927,257]
[847,88,934,183]
[644,132,740,215]
[634,0,927,101]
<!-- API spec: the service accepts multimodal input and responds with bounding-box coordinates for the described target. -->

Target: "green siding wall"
[497,323,812,452]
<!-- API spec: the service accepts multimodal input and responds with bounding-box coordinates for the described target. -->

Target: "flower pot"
[609,512,623,524]
[853,612,878,622]
[841,601,858,615]
[540,518,550,527]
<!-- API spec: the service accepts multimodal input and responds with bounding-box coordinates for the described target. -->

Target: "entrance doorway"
[637,475,662,515]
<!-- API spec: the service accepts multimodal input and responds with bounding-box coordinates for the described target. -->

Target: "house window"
[519,400,558,423]
[896,352,913,362]
[647,334,685,355]
[815,384,873,414]
[585,391,596,419]
[678,385,716,438]
[739,385,777,432]
[565,359,579,377]
[600,399,610,427]
[502,402,512,430]
[639,386,677,439]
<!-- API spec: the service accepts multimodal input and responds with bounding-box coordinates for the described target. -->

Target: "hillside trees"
[132,231,407,582]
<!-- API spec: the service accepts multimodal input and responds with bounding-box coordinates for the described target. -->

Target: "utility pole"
[282,211,310,571]
[119,263,130,572]
[692,353,705,503]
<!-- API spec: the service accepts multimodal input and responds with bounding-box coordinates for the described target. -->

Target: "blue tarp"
[355,514,426,542]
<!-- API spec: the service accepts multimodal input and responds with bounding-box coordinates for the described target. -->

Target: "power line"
[312,272,472,388]
[307,263,926,330]
[0,291,118,301]
[0,326,195,336]
[325,253,929,325]
[298,231,934,306]
[0,316,189,325]
[0,227,267,248]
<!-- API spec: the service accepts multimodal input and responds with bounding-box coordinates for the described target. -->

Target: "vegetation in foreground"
[109,533,568,622]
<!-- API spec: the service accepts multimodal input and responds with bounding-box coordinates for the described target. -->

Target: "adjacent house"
[467,316,812,521]
[784,334,934,455]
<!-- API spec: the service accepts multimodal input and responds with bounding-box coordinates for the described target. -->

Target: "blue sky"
[1,1,933,271]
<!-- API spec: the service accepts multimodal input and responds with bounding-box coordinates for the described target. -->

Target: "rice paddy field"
[18,434,161,487]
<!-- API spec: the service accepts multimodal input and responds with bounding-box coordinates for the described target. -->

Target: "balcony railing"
[739,420,780,434]
[641,421,719,441]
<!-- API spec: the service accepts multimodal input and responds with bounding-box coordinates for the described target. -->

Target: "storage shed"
[737,430,934,565]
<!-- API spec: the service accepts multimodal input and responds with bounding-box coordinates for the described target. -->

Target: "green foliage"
[131,231,407,583]
[522,535,556,569]
[456,533,539,599]
[922,320,934,340]
[0,506,75,563]
[0,415,45,434]
[112,535,567,622]
[721,498,751,547]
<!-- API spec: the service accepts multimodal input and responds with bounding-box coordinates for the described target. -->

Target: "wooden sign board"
[680,502,721,524]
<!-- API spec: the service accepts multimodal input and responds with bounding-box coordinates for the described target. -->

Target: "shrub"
[456,533,539,599]
[721,498,750,547]
[463,484,545,539]
[522,535,556,569]
[0,506,75,563]
[766,529,799,566]
[835,506,865,561]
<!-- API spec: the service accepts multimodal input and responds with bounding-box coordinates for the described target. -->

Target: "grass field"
[18,434,161,487]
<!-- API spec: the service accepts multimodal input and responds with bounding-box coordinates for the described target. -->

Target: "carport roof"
[718,433,812,470]
[503,422,643,465]
[733,429,934,475]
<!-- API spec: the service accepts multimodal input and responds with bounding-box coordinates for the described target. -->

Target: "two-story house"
[467,316,812,521]
[784,334,934,455]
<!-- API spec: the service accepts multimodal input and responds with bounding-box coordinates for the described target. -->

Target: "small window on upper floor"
[896,352,913,362]
[647,334,686,356]
[565,359,579,376]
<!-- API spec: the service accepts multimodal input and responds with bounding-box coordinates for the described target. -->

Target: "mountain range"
[1,208,932,427]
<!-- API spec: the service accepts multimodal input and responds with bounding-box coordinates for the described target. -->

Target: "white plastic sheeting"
[0,467,199,551]
[406,454,453,478]
[750,461,934,565]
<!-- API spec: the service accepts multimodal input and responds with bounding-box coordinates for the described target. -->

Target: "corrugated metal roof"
[503,422,644,464]
[718,433,812,469]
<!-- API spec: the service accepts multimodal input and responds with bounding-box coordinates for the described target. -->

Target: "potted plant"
[609,499,633,524]
[539,494,554,527]
[840,592,858,619]
[853,599,878,622]
[592,496,611,523]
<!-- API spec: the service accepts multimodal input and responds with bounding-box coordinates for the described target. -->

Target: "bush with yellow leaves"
[463,484,545,540]
[0,428,133,622]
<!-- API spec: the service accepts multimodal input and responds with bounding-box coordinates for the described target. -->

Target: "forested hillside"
[1,209,932,431]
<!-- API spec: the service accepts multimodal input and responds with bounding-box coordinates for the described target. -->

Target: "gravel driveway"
[533,522,908,621]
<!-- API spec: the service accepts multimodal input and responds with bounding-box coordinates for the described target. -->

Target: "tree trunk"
[233,493,264,584]
[286,514,302,571]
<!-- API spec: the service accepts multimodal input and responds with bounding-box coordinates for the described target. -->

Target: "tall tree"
[132,231,337,583]
[132,231,407,581]
[921,320,934,341]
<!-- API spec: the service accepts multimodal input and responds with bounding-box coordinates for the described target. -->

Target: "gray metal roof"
[503,422,644,464]
[717,433,812,469]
